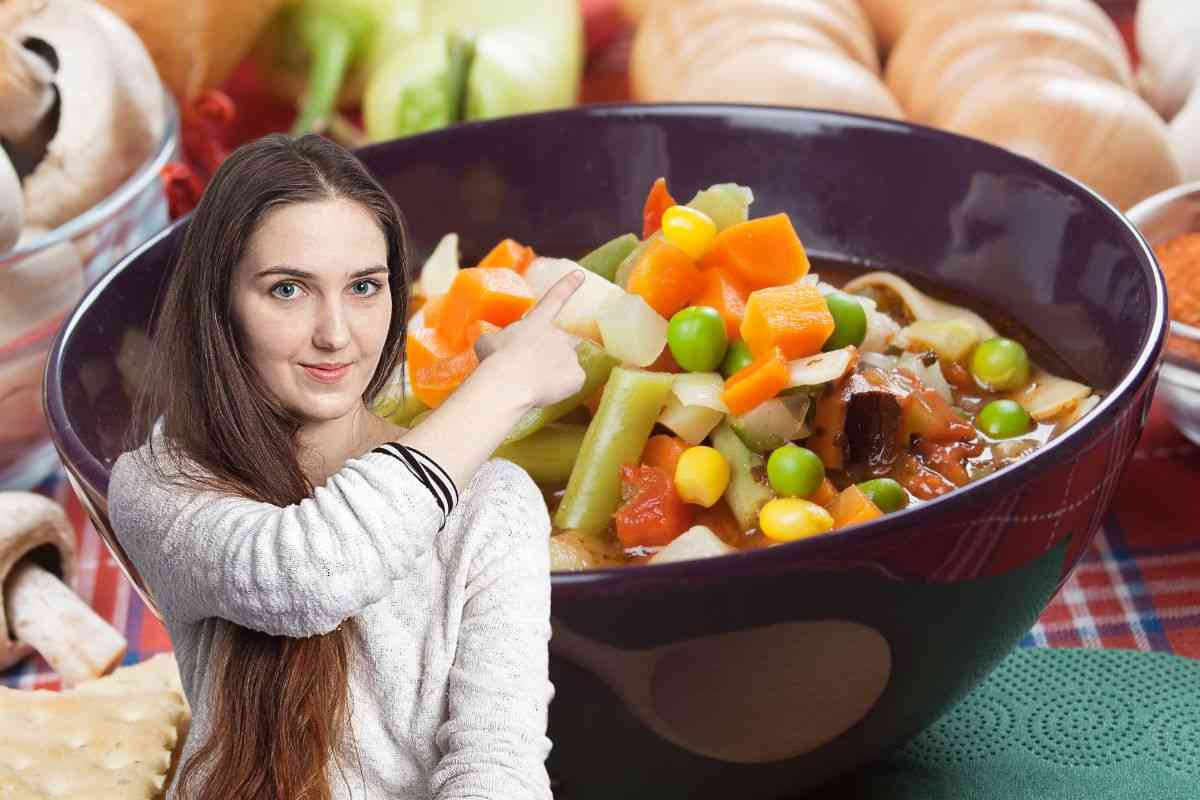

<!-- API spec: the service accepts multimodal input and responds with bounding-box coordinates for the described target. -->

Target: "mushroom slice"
[843,271,998,340]
[0,149,20,253]
[1009,368,1093,422]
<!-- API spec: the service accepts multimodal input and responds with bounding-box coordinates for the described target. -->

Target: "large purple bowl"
[45,105,1165,797]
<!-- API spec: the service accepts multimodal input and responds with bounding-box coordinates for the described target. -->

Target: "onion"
[941,64,1182,211]
[787,347,856,387]
[1135,0,1200,120]
[631,0,903,119]
[857,0,923,52]
[886,0,1126,106]
[672,372,730,413]
[902,11,1133,124]
[1169,88,1200,183]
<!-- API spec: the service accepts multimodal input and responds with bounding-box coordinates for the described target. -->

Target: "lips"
[301,362,352,384]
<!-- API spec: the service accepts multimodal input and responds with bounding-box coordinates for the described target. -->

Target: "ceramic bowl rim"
[43,103,1167,594]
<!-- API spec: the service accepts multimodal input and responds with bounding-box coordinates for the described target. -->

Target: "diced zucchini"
[727,395,808,454]
[711,421,774,531]
[685,183,754,232]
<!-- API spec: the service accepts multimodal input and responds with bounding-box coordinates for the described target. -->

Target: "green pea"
[822,291,868,351]
[977,399,1033,439]
[767,444,825,498]
[970,337,1031,391]
[721,339,755,378]
[668,306,729,372]
[857,478,907,513]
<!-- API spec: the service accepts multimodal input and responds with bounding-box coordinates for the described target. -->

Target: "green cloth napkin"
[818,648,1200,800]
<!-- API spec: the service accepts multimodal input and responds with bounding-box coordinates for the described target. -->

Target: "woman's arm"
[430,461,555,800]
[109,442,457,637]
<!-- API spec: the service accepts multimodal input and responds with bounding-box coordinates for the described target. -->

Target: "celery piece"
[554,367,676,538]
[579,233,639,283]
[363,32,474,141]
[686,183,754,232]
[711,420,774,531]
[504,339,621,444]
[494,423,586,486]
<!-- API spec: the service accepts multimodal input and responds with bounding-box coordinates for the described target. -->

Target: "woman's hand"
[397,269,588,494]
[472,270,588,409]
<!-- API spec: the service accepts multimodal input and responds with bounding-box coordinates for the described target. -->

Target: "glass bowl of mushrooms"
[0,1,180,490]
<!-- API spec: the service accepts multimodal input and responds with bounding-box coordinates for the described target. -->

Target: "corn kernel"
[758,498,835,542]
[661,205,717,260]
[674,445,731,507]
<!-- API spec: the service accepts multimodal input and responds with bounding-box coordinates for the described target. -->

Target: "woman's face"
[232,198,392,426]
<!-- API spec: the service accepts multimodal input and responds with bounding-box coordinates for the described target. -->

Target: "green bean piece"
[710,420,774,531]
[579,233,639,283]
[504,339,621,444]
[493,423,587,486]
[553,367,677,538]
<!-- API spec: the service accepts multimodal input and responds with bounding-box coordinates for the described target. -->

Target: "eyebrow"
[257,264,389,280]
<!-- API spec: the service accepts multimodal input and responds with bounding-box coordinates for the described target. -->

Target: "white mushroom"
[0,492,128,685]
[1,0,166,231]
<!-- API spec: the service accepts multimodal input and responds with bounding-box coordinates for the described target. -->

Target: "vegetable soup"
[378,179,1098,571]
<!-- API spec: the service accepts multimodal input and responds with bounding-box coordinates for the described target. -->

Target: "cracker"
[0,653,191,799]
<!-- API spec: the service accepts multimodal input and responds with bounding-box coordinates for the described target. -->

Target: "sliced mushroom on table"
[0,492,127,685]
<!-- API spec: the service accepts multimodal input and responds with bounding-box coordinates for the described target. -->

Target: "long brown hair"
[128,134,410,799]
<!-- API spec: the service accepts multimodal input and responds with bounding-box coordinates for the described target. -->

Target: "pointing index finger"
[529,269,586,321]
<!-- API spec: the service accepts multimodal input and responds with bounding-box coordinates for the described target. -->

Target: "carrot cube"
[435,267,534,348]
[825,485,884,529]
[721,345,790,416]
[477,238,536,274]
[693,267,750,341]
[626,238,702,319]
[700,213,810,289]
[411,347,479,408]
[740,283,835,360]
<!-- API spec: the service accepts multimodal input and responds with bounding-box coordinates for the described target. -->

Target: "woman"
[109,133,586,800]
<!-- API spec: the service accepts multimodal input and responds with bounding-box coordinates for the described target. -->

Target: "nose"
[312,296,351,351]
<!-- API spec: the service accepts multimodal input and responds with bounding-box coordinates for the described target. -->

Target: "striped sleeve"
[372,442,460,529]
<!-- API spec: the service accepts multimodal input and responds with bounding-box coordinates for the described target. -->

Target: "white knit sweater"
[108,438,554,800]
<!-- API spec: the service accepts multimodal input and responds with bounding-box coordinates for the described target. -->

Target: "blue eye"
[271,282,300,300]
[352,279,382,296]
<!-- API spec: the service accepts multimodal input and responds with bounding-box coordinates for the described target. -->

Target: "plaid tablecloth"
[8,0,1196,692]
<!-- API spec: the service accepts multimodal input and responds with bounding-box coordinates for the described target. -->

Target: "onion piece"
[597,292,668,367]
[649,525,736,565]
[657,394,724,445]
[414,233,459,297]
[1008,368,1092,421]
[672,372,730,413]
[787,347,856,388]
